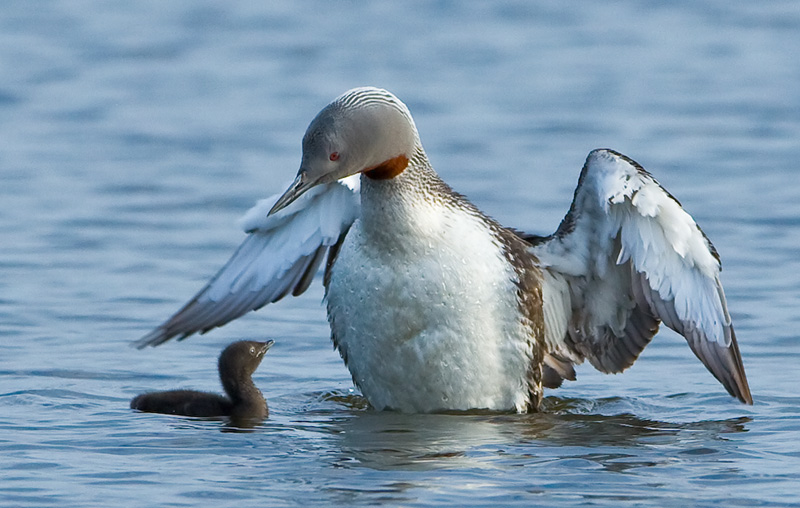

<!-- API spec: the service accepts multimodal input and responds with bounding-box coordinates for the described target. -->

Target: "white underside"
[327,195,533,413]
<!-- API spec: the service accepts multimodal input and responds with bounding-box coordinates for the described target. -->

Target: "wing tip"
[726,327,753,405]
[131,328,169,349]
[690,325,753,405]
[131,326,188,349]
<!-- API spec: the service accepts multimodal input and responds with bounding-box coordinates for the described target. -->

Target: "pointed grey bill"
[269,172,315,216]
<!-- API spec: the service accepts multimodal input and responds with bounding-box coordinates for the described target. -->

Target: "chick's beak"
[268,171,315,216]
[258,340,275,357]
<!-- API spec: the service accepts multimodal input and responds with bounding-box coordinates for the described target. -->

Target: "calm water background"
[2,1,799,506]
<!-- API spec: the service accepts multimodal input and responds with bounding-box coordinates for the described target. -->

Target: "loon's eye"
[329,152,340,161]
[249,347,255,355]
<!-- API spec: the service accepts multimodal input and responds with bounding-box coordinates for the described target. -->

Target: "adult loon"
[135,87,752,413]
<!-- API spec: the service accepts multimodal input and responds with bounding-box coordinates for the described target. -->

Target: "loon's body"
[131,340,272,420]
[328,157,543,411]
[135,87,752,412]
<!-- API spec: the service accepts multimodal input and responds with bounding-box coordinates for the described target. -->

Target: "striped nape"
[334,87,415,125]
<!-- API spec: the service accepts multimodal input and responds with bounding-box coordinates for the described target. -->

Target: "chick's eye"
[249,347,255,355]
[329,152,340,161]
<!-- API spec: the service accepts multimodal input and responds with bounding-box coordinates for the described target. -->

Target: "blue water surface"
[2,1,800,506]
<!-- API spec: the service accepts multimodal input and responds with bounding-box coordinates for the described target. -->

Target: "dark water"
[2,1,800,506]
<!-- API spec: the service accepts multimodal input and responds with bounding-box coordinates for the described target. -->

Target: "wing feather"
[134,176,360,348]
[533,149,752,403]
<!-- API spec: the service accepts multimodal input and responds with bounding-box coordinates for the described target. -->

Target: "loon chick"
[134,87,752,413]
[131,340,273,420]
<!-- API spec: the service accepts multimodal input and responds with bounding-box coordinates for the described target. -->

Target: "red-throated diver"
[134,87,752,412]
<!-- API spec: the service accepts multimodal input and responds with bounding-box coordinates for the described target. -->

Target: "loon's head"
[269,87,419,215]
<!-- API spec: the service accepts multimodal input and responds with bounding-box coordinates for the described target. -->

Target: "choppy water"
[2,1,800,506]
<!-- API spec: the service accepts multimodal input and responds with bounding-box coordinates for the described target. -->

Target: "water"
[2,1,799,506]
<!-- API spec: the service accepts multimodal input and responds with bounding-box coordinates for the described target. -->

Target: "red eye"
[329,152,340,161]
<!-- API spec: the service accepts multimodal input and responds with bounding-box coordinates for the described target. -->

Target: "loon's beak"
[269,172,316,216]
[258,340,275,357]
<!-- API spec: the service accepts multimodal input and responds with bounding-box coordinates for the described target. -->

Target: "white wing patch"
[533,149,751,403]
[134,175,360,348]
[602,157,727,346]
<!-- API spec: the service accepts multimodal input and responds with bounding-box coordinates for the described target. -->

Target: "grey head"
[269,87,421,214]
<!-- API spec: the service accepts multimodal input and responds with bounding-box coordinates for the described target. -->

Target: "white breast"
[326,182,534,412]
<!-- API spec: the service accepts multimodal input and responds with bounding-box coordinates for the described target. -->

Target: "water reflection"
[290,391,750,476]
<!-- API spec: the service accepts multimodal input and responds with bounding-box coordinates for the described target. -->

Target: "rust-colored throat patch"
[364,155,410,180]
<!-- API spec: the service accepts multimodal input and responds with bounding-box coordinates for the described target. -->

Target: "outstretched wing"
[531,149,752,403]
[134,176,360,348]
